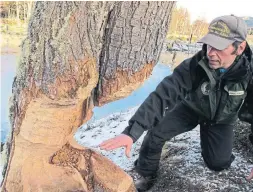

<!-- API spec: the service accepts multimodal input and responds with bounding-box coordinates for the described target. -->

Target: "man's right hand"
[99,134,133,158]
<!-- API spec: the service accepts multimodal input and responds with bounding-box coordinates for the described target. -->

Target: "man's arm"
[122,58,193,142]
[99,58,194,157]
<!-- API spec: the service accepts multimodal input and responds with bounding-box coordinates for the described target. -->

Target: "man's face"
[206,44,238,69]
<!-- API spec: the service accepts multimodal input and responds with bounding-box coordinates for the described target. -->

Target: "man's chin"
[208,64,219,69]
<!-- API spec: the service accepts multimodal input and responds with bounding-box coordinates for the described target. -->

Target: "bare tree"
[167,6,191,37]
[1,1,34,21]
[26,1,33,22]
[191,18,209,39]
[15,1,19,22]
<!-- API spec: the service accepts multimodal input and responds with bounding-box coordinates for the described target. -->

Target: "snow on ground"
[75,106,253,191]
[74,106,142,171]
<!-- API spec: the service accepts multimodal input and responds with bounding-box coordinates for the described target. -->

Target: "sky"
[177,1,253,23]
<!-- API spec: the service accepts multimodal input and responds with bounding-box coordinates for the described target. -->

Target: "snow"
[74,106,142,171]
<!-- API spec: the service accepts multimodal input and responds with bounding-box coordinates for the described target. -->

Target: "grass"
[166,34,202,43]
[0,18,28,53]
[1,18,27,34]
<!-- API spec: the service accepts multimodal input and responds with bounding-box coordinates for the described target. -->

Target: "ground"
[74,107,253,192]
[138,121,253,192]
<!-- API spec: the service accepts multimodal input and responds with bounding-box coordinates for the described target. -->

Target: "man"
[100,15,253,191]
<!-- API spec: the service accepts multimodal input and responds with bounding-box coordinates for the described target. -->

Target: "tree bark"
[2,1,175,191]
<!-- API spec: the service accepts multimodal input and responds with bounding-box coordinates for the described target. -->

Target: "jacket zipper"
[163,107,169,117]
[238,99,245,112]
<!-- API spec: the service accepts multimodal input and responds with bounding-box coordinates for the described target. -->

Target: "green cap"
[198,15,248,50]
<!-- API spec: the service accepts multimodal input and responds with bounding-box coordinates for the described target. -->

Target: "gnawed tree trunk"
[2,1,175,191]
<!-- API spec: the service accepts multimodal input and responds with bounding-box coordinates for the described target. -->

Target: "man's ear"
[237,41,247,55]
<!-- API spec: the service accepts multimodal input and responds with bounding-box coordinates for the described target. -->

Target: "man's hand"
[246,168,253,181]
[99,134,133,158]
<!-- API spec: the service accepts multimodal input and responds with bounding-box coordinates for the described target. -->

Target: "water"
[1,54,18,143]
[92,63,172,120]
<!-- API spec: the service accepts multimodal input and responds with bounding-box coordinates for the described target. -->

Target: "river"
[1,54,18,143]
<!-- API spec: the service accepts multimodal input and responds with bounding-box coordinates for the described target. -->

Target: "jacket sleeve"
[122,59,193,142]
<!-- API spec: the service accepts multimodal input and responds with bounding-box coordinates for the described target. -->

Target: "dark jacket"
[122,44,253,142]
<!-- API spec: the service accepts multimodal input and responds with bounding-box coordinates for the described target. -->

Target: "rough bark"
[95,1,174,105]
[2,1,175,191]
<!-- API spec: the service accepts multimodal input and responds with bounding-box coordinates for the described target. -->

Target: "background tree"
[0,1,34,22]
[167,5,209,42]
[191,17,209,39]
[169,6,191,36]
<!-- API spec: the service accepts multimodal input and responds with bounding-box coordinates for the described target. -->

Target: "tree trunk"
[15,1,20,23]
[2,1,175,191]
[26,1,33,22]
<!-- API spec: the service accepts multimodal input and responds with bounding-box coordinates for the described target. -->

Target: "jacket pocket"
[223,96,245,114]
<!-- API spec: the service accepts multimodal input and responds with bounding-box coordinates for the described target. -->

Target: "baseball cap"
[198,15,247,50]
